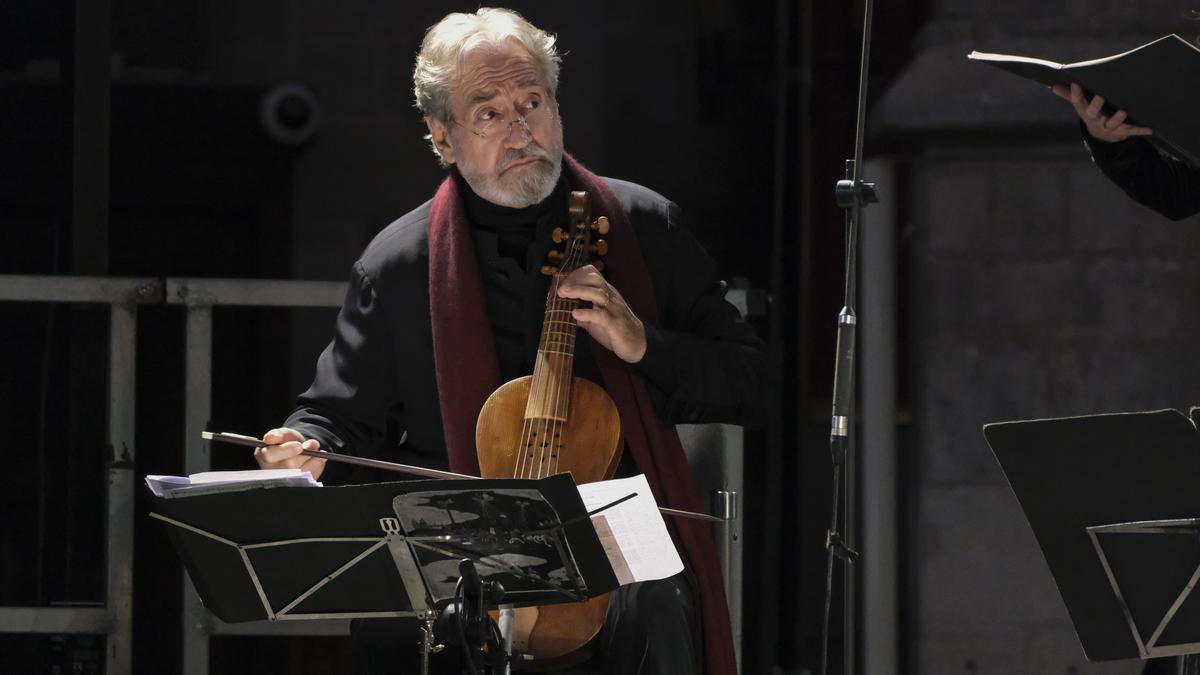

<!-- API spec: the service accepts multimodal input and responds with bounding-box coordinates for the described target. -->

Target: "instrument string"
[552,296,573,477]
[518,272,555,478]
[536,274,565,479]
[542,277,559,478]
[515,416,533,478]
[551,231,586,476]
[548,280,571,478]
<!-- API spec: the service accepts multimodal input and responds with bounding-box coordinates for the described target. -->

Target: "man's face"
[427,41,564,208]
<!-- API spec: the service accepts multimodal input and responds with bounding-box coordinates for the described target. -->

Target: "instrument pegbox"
[585,215,609,266]
[545,194,605,277]
[541,252,565,276]
[542,231,570,276]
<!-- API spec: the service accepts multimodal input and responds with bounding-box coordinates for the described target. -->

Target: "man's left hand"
[557,265,646,363]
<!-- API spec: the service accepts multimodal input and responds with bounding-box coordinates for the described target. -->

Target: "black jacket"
[285,176,765,483]
[1086,132,1200,221]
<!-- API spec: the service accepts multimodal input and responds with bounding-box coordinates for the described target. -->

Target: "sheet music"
[577,474,684,586]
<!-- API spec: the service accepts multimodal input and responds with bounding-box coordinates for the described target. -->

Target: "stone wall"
[877,4,1200,673]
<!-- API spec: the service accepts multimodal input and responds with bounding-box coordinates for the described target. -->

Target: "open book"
[968,34,1200,162]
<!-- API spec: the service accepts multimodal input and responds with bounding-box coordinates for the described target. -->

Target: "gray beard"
[455,127,565,208]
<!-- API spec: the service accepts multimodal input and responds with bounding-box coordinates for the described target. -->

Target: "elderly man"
[256,8,764,675]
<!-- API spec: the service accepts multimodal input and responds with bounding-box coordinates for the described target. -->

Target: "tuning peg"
[540,265,558,276]
[548,250,564,261]
[592,260,605,273]
[552,227,569,244]
[590,240,608,256]
[591,216,610,235]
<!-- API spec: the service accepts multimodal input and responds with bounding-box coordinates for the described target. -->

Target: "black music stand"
[984,408,1200,662]
[148,474,620,672]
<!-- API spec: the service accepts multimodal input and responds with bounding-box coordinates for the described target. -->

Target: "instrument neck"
[525,274,578,421]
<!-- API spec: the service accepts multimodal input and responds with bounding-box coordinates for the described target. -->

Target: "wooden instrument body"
[476,375,622,669]
[476,375,622,480]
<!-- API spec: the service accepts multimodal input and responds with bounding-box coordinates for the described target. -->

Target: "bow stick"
[202,431,723,523]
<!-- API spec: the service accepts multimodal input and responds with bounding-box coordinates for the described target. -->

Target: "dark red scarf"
[428,154,736,675]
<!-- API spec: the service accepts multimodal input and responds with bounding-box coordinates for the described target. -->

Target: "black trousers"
[352,572,701,675]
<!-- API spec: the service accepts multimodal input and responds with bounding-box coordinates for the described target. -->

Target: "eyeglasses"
[455,96,553,141]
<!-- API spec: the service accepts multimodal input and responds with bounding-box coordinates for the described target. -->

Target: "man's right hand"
[255,427,327,480]
[1052,82,1152,143]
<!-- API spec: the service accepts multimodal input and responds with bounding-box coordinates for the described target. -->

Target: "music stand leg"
[418,609,443,675]
[498,604,515,675]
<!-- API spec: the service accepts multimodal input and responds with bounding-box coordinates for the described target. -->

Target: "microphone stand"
[820,0,879,673]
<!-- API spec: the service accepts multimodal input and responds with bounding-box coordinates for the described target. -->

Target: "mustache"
[499,145,552,171]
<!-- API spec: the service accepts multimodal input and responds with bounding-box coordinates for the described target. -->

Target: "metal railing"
[0,275,746,674]
[166,278,351,675]
[0,275,162,675]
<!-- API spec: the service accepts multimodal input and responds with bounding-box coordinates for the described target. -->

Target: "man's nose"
[502,115,533,148]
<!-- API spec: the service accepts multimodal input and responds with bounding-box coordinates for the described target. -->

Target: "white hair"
[414,7,561,131]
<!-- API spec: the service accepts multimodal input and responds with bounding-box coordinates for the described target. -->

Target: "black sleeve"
[632,201,767,429]
[284,261,400,477]
[1085,127,1200,221]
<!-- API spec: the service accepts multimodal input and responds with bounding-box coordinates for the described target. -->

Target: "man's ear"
[426,117,456,165]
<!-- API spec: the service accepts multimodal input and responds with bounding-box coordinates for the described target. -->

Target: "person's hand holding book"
[1052,82,1153,143]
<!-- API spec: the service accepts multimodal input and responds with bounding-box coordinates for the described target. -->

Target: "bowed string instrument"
[472,190,620,668]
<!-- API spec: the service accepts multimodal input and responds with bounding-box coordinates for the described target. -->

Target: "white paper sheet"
[144,469,320,498]
[577,474,684,586]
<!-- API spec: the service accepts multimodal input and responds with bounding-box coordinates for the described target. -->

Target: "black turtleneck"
[454,169,587,383]
[457,169,567,270]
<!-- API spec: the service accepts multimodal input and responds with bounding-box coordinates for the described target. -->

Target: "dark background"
[1,1,939,674]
